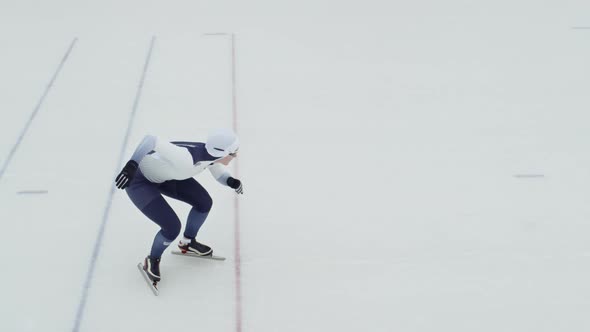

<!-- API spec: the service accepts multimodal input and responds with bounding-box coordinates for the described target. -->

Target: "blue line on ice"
[72,36,156,332]
[0,38,78,182]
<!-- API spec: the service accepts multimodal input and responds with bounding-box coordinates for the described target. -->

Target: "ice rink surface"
[1,0,590,331]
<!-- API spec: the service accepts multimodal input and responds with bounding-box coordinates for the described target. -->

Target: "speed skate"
[137,262,159,296]
[171,250,226,261]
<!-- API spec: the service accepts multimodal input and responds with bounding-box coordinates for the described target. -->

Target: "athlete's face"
[218,153,236,165]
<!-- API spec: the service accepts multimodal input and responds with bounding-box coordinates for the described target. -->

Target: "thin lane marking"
[0,38,78,182]
[71,36,156,332]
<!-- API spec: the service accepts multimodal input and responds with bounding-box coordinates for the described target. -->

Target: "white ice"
[1,0,590,331]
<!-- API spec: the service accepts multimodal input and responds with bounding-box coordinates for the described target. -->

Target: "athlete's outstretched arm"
[209,164,243,194]
[209,163,231,185]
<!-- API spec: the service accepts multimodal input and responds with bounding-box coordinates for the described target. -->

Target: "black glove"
[115,160,138,189]
[226,177,243,194]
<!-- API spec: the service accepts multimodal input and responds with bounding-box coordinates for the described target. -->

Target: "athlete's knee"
[196,195,213,213]
[161,219,181,240]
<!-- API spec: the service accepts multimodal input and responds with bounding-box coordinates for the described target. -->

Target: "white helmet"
[205,128,240,158]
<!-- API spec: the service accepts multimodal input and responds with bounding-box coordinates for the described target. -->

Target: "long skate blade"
[171,250,226,261]
[137,262,159,296]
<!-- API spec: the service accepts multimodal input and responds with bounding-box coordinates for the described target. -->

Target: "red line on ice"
[231,33,243,332]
